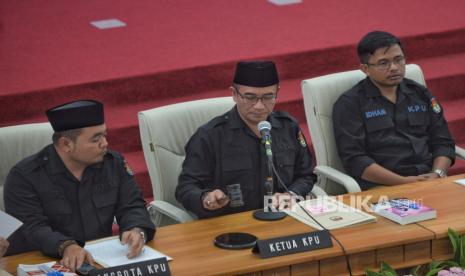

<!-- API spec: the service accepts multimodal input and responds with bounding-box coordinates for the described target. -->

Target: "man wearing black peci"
[176,61,314,218]
[4,100,155,272]
[333,31,455,190]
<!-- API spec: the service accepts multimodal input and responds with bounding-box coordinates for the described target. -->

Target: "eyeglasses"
[366,56,406,71]
[233,86,277,105]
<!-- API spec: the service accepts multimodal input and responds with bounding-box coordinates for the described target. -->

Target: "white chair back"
[138,97,235,226]
[0,123,54,210]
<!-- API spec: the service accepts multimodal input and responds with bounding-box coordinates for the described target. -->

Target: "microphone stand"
[253,149,287,221]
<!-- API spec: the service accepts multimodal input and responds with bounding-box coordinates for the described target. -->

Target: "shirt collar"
[48,145,70,176]
[228,106,246,130]
[361,77,382,98]
[398,79,416,95]
[269,112,283,129]
[361,77,415,99]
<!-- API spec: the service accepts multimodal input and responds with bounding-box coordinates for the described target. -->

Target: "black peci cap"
[46,100,105,132]
[233,61,279,87]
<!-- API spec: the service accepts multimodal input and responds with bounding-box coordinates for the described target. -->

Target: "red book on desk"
[17,262,77,276]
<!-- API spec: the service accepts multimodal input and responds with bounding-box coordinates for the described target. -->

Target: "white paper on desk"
[84,237,172,268]
[454,179,465,186]
[0,210,23,238]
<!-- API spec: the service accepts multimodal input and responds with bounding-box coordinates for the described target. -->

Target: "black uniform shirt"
[333,77,455,189]
[4,145,155,257]
[176,106,314,219]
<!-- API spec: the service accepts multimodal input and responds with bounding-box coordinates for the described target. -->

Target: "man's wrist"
[133,227,147,243]
[58,240,78,257]
[200,191,208,203]
[432,168,447,178]
[200,191,212,209]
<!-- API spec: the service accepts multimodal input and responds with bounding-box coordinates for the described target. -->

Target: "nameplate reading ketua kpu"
[252,230,332,258]
[89,257,170,276]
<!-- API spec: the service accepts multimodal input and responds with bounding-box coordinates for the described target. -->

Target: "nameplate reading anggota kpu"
[252,230,332,258]
[89,257,170,276]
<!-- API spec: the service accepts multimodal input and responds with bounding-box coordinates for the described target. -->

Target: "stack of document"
[284,196,377,230]
[84,237,172,268]
[371,198,436,225]
[17,262,77,276]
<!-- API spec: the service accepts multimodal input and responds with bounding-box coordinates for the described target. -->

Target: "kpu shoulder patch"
[124,159,134,176]
[298,130,307,148]
[431,97,441,113]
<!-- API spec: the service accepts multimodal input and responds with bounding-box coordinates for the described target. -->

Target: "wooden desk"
[351,175,465,264]
[2,175,465,276]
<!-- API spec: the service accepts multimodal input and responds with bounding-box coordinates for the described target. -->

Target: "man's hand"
[61,244,94,272]
[271,192,296,211]
[202,189,230,210]
[121,228,146,259]
[418,172,439,180]
[402,175,429,184]
[0,237,9,257]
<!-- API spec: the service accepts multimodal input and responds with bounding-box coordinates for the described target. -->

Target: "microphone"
[258,121,272,160]
[257,121,301,202]
[258,121,273,195]
[253,121,287,221]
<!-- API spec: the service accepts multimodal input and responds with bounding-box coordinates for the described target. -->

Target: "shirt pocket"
[92,187,118,227]
[221,154,254,209]
[407,112,429,134]
[365,116,394,133]
[222,154,253,172]
[274,149,296,186]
